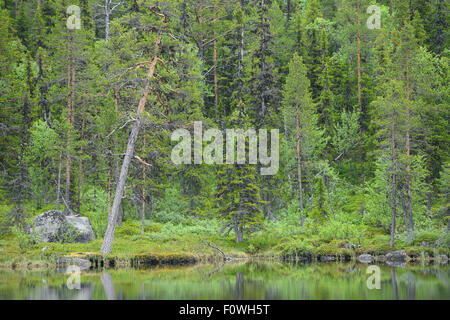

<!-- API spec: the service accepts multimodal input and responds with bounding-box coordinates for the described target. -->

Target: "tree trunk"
[105,0,110,42]
[213,8,219,117]
[113,88,122,226]
[56,151,62,210]
[296,108,304,226]
[287,0,291,22]
[107,162,111,218]
[101,27,163,254]
[65,33,72,215]
[234,212,243,243]
[356,0,362,109]
[400,190,409,230]
[390,117,397,248]
[141,135,146,236]
[77,102,85,215]
[149,190,153,220]
[405,48,414,244]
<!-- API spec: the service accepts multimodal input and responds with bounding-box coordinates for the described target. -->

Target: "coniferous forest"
[0,0,449,272]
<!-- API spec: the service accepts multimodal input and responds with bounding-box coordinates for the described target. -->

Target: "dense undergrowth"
[1,198,448,268]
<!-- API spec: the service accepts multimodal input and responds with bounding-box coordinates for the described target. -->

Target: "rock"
[357,254,374,264]
[439,255,448,263]
[29,210,93,243]
[386,250,407,262]
[65,216,94,243]
[377,255,386,262]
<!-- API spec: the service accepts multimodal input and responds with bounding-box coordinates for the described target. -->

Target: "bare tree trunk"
[287,0,291,22]
[356,0,361,109]
[234,212,243,243]
[405,49,414,244]
[357,0,366,183]
[400,190,409,229]
[65,33,72,215]
[56,151,62,210]
[214,39,218,117]
[213,7,219,117]
[296,108,304,226]
[77,102,85,215]
[149,190,153,220]
[101,25,163,254]
[107,157,111,217]
[390,117,397,248]
[112,88,123,226]
[141,136,146,236]
[105,0,110,42]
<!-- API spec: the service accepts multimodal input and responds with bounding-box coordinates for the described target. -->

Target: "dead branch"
[134,155,152,167]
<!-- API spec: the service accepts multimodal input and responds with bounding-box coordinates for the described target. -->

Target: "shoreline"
[1,249,448,271]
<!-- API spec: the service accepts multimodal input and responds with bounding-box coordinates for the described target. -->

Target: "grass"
[0,201,449,269]
[1,215,448,270]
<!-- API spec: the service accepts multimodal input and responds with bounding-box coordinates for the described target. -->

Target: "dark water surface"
[0,262,448,300]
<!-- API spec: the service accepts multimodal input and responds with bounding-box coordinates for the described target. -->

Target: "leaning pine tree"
[100,8,167,254]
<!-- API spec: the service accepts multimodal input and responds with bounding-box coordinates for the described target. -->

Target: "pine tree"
[282,53,325,226]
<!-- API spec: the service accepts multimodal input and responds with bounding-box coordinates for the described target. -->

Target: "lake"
[0,262,448,300]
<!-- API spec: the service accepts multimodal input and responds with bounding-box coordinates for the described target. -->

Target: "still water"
[0,262,448,300]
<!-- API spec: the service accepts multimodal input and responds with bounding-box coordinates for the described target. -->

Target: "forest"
[0,0,448,264]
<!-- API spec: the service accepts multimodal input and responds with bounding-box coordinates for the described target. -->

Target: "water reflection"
[391,269,398,300]
[0,262,448,300]
[101,273,116,300]
[407,271,415,300]
[26,283,93,300]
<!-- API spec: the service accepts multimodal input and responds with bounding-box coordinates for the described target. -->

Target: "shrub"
[412,231,441,246]
[11,226,36,252]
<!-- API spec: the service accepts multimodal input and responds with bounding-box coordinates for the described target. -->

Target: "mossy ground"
[1,218,448,269]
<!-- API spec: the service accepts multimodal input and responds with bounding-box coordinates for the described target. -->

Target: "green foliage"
[11,226,35,252]
[0,0,448,259]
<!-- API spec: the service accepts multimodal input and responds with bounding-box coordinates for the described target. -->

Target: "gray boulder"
[65,216,94,242]
[386,250,407,262]
[357,254,374,264]
[29,210,93,243]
